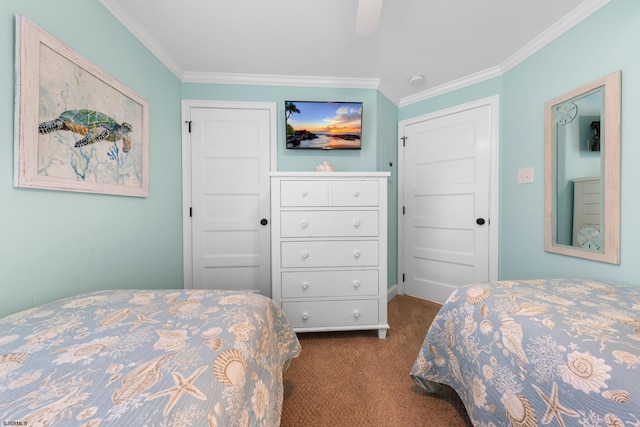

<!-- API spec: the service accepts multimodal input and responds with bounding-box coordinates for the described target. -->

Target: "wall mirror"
[544,70,621,264]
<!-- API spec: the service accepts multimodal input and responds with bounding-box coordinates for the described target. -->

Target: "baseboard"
[387,283,399,302]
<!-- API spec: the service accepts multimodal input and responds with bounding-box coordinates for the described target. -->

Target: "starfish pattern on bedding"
[146,365,208,415]
[532,382,579,427]
[129,312,160,331]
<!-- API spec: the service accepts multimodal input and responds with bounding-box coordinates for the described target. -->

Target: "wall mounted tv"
[285,101,362,149]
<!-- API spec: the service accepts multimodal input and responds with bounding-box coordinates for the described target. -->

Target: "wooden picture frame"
[14,15,149,197]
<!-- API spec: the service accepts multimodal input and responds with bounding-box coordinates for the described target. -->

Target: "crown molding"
[182,71,381,90]
[500,0,612,74]
[99,0,184,79]
[102,0,611,107]
[398,0,611,107]
[398,66,503,107]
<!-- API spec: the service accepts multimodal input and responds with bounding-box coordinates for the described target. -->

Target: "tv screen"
[285,101,362,149]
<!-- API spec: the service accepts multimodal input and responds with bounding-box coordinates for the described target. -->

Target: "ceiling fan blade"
[355,0,384,36]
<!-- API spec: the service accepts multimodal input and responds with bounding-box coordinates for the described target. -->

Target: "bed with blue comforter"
[411,279,640,427]
[0,289,300,426]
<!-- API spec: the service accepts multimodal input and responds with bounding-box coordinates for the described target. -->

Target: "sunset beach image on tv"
[285,101,362,149]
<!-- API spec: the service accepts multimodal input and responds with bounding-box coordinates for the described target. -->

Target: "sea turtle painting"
[39,109,133,153]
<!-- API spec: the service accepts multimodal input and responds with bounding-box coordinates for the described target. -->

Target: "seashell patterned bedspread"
[410,279,640,427]
[0,289,300,426]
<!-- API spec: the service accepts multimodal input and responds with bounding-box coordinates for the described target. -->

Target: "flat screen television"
[285,101,362,149]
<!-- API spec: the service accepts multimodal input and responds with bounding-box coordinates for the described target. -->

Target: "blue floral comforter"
[0,289,300,426]
[411,279,640,427]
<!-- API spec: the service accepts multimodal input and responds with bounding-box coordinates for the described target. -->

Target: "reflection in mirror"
[544,71,621,264]
[554,90,602,250]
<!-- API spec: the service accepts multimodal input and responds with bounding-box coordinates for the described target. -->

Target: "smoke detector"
[408,74,425,86]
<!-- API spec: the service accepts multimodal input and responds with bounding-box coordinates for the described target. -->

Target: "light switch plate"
[517,167,534,184]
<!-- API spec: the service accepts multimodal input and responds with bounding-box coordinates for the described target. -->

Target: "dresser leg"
[378,329,387,339]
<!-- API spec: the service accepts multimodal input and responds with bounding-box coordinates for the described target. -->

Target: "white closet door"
[402,103,492,303]
[185,103,273,296]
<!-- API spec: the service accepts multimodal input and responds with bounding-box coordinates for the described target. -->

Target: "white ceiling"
[100,0,609,105]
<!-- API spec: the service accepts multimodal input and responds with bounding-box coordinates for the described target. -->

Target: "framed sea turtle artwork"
[13,15,149,197]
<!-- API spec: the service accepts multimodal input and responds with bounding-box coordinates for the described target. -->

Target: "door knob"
[260,218,268,226]
[476,218,486,225]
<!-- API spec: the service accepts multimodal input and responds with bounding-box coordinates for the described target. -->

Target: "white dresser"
[270,172,389,339]
[572,177,601,246]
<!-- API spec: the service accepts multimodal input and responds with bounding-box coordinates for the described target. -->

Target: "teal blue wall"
[376,92,399,286]
[0,0,183,317]
[399,0,640,285]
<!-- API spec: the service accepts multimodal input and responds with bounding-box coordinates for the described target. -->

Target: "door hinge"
[402,273,405,282]
[401,136,407,147]
[189,207,193,217]
[185,120,192,133]
[402,206,405,215]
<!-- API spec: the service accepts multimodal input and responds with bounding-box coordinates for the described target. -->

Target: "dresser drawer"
[280,211,379,237]
[283,300,379,328]
[280,181,330,206]
[281,241,379,268]
[281,270,379,298]
[279,180,379,207]
[332,180,379,206]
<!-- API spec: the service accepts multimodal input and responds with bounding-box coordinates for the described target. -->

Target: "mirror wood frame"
[544,70,621,264]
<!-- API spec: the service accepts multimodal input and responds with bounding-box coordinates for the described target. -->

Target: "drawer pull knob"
[354,191,360,197]
[353,281,360,288]
[354,251,361,259]
[301,221,309,229]
[302,313,309,321]
[301,251,309,259]
[301,191,308,197]
[354,311,360,319]
[302,283,309,290]
[353,220,361,228]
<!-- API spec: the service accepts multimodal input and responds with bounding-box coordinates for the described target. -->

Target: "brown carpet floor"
[281,295,473,426]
